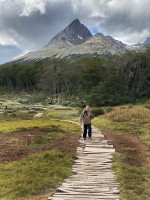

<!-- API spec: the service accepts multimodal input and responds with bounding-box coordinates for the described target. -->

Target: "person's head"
[85,105,90,111]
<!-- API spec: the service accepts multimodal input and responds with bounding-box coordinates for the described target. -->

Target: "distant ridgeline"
[1,47,150,106]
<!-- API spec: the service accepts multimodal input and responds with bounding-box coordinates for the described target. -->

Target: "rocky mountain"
[14,19,128,63]
[144,37,150,45]
[126,43,143,51]
[46,19,92,46]
[126,37,150,51]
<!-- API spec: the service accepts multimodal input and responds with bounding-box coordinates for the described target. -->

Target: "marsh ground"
[0,94,150,200]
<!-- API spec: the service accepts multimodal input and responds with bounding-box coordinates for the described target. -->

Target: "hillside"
[14,19,127,63]
[1,19,149,65]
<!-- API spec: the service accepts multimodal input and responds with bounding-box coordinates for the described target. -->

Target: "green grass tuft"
[44,109,79,122]
[0,151,73,199]
[113,154,150,200]
[93,105,150,200]
[0,119,80,134]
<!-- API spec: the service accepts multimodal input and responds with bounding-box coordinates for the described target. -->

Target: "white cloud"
[0,37,18,46]
[115,29,150,45]
[18,0,46,16]
[72,0,111,17]
[1,0,150,63]
[0,31,19,46]
[78,0,150,44]
[1,0,150,46]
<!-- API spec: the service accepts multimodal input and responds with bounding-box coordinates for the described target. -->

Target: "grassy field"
[0,95,150,200]
[0,105,81,200]
[44,108,80,122]
[44,105,150,200]
[93,106,150,200]
[0,118,80,133]
[0,151,73,200]
[93,106,150,144]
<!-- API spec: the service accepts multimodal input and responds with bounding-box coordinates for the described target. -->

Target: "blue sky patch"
[90,26,101,35]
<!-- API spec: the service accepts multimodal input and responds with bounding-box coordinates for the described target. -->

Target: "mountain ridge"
[13,19,150,63]
[46,19,92,46]
[144,37,150,45]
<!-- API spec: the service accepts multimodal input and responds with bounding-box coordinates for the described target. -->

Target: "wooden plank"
[48,125,119,200]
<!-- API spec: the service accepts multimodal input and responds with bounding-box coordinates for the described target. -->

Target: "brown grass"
[106,106,150,124]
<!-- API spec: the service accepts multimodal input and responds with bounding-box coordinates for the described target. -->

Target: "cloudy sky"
[0,0,150,64]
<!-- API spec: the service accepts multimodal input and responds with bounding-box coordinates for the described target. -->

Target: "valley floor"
[0,99,149,200]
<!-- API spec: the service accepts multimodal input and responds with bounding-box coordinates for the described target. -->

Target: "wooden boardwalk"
[48,126,120,200]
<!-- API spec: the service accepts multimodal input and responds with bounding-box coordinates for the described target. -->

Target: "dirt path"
[104,130,150,166]
[48,126,119,200]
[0,127,80,163]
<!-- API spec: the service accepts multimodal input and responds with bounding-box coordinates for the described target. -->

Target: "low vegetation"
[91,107,104,116]
[93,105,150,200]
[0,106,81,200]
[0,151,73,199]
[0,118,80,133]
[1,31,150,200]
[107,106,150,124]
[44,108,79,121]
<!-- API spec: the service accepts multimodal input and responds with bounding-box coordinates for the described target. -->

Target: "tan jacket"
[80,110,94,125]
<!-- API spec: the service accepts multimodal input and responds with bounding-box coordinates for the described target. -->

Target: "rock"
[34,112,43,118]
[144,37,150,45]
[14,19,127,63]
[47,19,92,46]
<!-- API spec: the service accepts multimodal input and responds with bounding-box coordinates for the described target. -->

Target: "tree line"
[0,48,150,106]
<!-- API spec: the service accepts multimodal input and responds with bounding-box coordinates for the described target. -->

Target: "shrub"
[127,104,134,109]
[78,107,104,117]
[34,135,44,144]
[62,101,71,106]
[30,93,47,103]
[144,104,150,109]
[104,106,114,113]
[92,108,104,117]
[78,108,83,116]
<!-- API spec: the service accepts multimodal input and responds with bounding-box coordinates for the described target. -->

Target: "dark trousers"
[83,123,92,139]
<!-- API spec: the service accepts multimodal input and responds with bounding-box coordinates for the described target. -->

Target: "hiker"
[80,105,94,140]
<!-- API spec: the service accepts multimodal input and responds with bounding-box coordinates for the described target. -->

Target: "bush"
[104,107,114,113]
[144,104,150,109]
[30,93,47,103]
[92,108,104,117]
[127,104,134,109]
[77,101,86,108]
[78,108,83,116]
[61,101,71,106]
[69,101,86,108]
